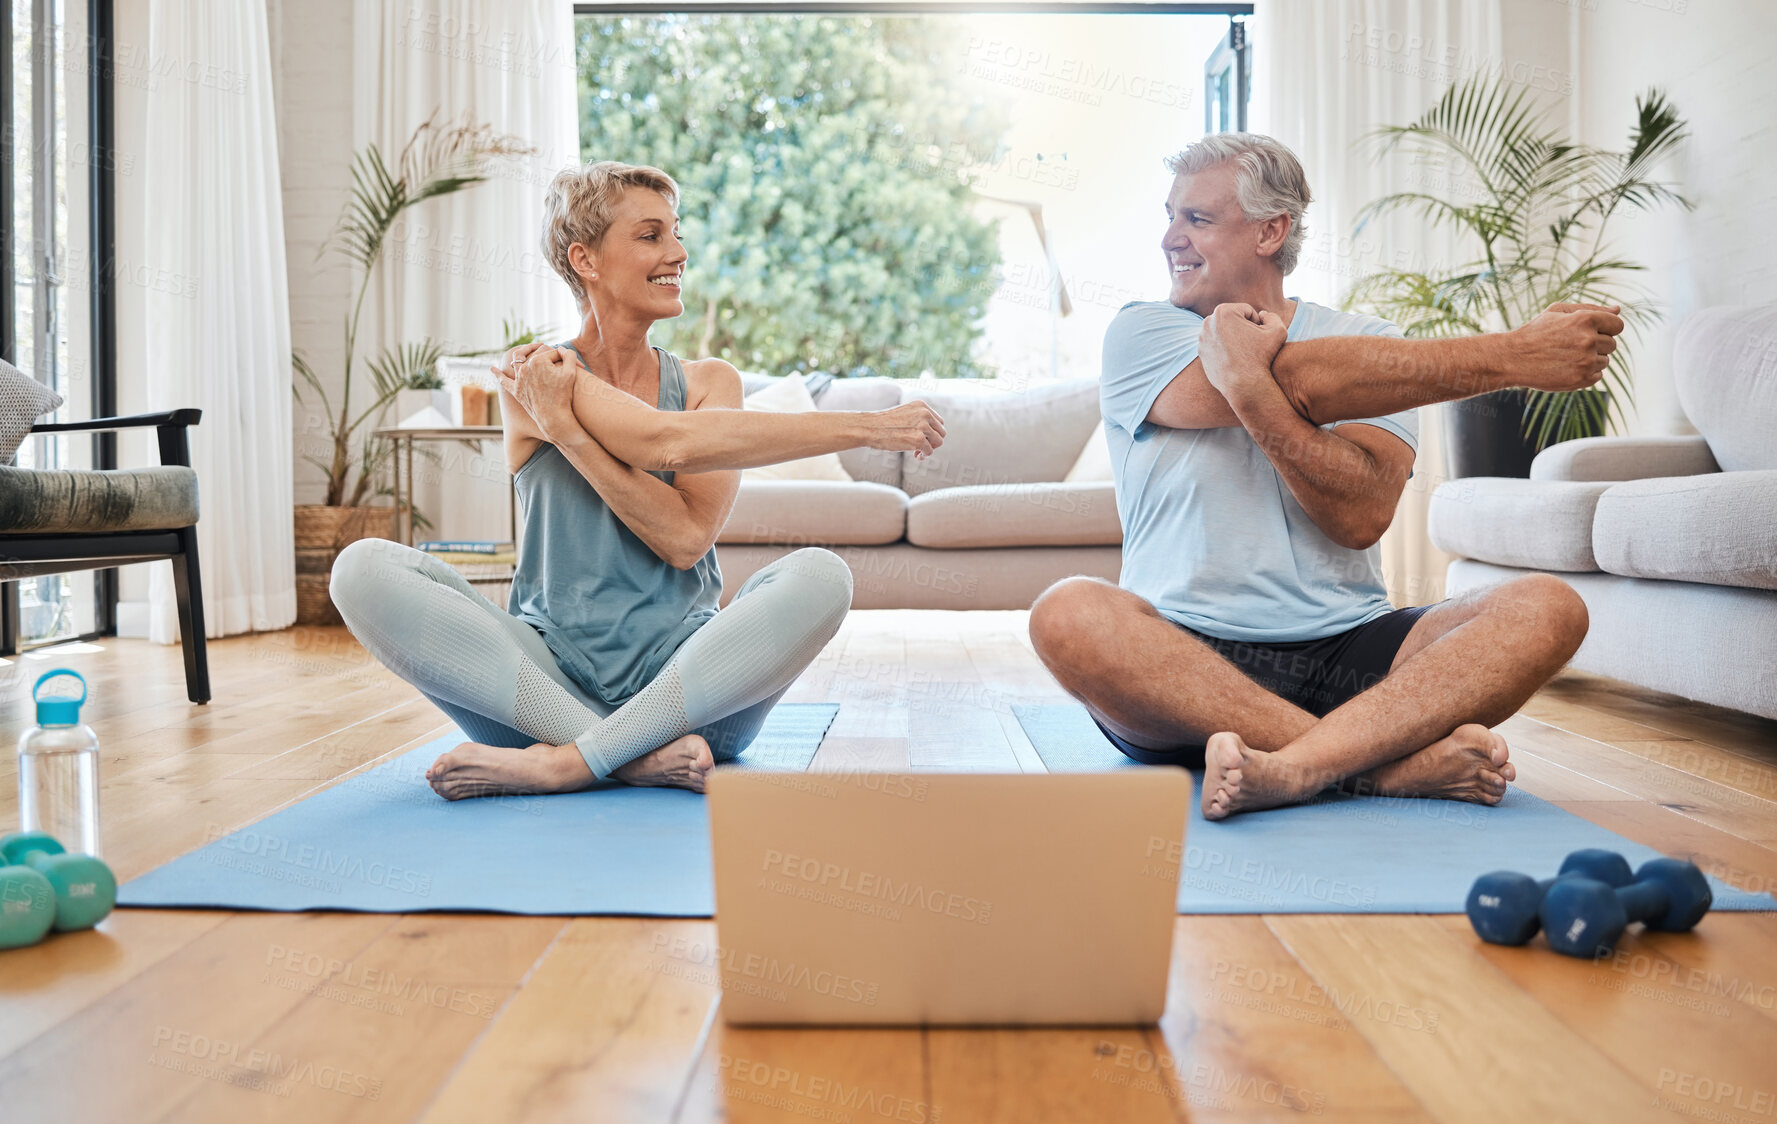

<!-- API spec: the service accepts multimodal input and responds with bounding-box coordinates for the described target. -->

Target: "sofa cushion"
[0,465,200,533]
[718,479,906,546]
[1427,477,1611,572]
[1674,303,1777,471]
[897,378,1101,498]
[1592,471,1777,589]
[906,482,1122,549]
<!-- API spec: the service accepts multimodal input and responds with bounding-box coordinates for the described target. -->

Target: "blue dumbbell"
[1466,849,1635,946]
[1539,858,1713,959]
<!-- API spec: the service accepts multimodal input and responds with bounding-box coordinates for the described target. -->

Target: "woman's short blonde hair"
[541,161,680,309]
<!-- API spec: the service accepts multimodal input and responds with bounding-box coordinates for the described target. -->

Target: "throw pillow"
[741,374,854,482]
[0,357,64,464]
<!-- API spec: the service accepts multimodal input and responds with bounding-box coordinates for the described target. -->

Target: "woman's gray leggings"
[329,541,852,777]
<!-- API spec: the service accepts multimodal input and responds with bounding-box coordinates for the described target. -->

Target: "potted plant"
[1345,75,1691,477]
[292,116,536,625]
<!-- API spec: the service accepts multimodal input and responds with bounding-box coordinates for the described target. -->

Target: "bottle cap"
[32,669,87,726]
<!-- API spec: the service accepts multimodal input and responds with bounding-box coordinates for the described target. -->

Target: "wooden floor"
[2,611,1775,1123]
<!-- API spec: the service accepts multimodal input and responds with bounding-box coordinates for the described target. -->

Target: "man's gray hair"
[1165,133,1312,276]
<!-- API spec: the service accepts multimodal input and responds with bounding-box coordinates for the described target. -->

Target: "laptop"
[708,768,1191,1026]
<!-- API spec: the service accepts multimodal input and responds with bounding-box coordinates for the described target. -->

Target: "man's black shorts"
[1089,604,1433,768]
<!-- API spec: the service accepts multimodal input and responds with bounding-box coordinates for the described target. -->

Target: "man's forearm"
[1272,333,1510,425]
[1223,377,1403,550]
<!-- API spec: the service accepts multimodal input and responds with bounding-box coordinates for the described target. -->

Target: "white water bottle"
[17,669,102,857]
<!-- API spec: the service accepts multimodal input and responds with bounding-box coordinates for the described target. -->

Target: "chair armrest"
[29,408,202,434]
[27,409,202,468]
[1530,434,1719,482]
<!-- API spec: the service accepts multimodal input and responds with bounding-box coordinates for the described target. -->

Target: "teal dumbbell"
[0,832,116,933]
[0,863,56,949]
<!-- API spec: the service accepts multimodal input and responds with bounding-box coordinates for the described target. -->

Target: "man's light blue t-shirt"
[1101,299,1418,643]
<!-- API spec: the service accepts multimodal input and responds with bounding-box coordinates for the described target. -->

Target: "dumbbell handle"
[1616,879,1674,927]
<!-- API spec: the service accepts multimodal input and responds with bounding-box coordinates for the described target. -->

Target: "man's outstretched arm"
[1147,302,1625,431]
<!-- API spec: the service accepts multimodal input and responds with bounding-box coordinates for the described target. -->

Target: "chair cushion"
[1674,303,1777,471]
[897,378,1101,498]
[906,482,1122,548]
[0,465,200,533]
[1427,477,1611,572]
[718,480,906,546]
[1,357,64,463]
[1592,471,1777,589]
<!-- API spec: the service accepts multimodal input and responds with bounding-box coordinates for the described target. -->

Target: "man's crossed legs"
[1028,573,1589,818]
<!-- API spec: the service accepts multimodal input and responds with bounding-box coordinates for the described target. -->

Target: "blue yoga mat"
[1013,704,1777,915]
[119,703,839,916]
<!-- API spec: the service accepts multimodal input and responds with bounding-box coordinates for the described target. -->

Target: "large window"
[3,0,116,651]
[575,5,1247,389]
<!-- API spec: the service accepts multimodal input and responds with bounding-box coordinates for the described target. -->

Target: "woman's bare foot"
[1353,724,1515,805]
[425,741,594,801]
[1201,732,1328,820]
[611,733,715,793]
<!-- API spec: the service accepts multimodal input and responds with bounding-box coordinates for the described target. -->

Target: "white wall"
[1571,0,1777,435]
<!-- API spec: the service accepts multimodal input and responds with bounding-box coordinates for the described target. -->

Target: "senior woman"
[330,161,945,797]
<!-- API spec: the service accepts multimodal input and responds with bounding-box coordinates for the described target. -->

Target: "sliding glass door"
[3,0,115,650]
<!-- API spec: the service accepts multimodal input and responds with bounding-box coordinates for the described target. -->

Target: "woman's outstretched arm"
[499,345,945,474]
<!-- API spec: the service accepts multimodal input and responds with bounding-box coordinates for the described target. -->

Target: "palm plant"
[1344,75,1691,449]
[294,116,540,507]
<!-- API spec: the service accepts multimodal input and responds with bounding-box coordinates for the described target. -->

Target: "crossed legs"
[330,540,852,798]
[1028,573,1589,818]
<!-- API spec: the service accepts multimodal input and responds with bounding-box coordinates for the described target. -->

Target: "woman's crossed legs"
[330,540,852,796]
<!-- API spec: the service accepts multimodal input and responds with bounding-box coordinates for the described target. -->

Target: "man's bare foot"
[1201,732,1328,820]
[611,733,715,793]
[425,741,594,801]
[1350,724,1516,805]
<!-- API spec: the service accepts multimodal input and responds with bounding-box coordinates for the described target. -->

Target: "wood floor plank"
[807,736,910,773]
[0,911,394,1123]
[420,919,717,1124]
[0,908,230,1060]
[1430,912,1777,1121]
[1519,693,1777,807]
[1155,916,1428,1120]
[161,914,564,1123]
[1502,714,1777,847]
[1534,672,1777,763]
[679,1018,929,1124]
[1267,915,1685,1123]
[925,1026,1177,1124]
[905,626,1020,772]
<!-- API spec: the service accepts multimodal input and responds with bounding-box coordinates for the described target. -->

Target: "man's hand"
[1199,303,1289,406]
[1504,303,1625,392]
[495,345,581,443]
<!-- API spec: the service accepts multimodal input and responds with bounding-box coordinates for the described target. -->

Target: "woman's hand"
[494,345,581,443]
[864,402,947,460]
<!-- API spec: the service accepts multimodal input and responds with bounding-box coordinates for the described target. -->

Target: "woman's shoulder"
[675,354,743,409]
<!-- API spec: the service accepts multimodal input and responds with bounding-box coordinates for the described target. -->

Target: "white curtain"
[143,0,295,642]
[1251,0,1504,607]
[354,0,581,543]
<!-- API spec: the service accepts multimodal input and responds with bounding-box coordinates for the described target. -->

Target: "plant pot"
[293,504,397,626]
[1443,389,1539,479]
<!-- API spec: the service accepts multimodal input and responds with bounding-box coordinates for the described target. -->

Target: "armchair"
[1,409,209,703]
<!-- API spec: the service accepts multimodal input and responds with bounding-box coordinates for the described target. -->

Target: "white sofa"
[719,374,1121,608]
[1428,303,1777,719]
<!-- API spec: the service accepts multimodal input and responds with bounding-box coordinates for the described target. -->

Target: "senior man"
[1029,132,1622,819]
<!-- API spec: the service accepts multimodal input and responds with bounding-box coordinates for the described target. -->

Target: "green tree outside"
[576,14,1010,378]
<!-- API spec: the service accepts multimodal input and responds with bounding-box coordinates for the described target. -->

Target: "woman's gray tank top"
[506,345,721,705]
